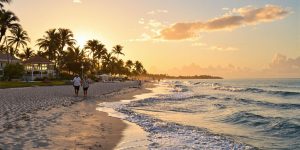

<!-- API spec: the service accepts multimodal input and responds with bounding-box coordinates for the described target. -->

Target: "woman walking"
[82,76,90,97]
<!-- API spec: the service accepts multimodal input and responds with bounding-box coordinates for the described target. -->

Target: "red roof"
[23,56,53,64]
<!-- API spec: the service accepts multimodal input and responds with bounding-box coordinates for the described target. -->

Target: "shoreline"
[0,81,154,149]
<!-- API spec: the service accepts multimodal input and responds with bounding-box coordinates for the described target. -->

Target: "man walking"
[72,74,81,96]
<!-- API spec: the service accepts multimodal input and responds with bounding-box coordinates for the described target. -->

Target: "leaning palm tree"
[0,9,19,43]
[7,27,30,55]
[112,45,124,58]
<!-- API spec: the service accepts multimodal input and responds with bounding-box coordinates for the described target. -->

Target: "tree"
[61,46,87,75]
[133,61,146,76]
[7,27,30,55]
[84,39,101,73]
[0,0,11,10]
[125,60,134,76]
[0,9,19,43]
[112,45,124,58]
[3,63,24,80]
[18,47,34,60]
[94,43,107,69]
[36,29,60,61]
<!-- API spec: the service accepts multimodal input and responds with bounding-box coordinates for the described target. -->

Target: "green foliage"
[3,63,24,80]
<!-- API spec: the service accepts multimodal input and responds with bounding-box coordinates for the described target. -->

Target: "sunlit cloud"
[128,33,151,42]
[138,18,145,24]
[150,53,300,78]
[266,53,300,73]
[192,42,239,52]
[147,9,168,15]
[209,46,239,52]
[73,0,81,3]
[157,5,290,40]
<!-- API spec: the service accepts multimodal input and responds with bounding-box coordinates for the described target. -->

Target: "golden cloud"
[157,5,289,40]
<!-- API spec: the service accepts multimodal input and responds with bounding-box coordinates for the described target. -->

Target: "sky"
[5,0,300,78]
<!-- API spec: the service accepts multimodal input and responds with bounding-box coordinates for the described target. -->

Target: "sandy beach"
[0,81,152,149]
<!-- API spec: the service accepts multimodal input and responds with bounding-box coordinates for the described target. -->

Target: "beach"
[0,81,151,149]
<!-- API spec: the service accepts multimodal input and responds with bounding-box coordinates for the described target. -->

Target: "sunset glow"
[5,0,300,78]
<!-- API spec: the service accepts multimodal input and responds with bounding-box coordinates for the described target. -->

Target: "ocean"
[100,79,300,149]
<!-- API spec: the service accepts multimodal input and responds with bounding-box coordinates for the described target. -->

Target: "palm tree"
[84,39,99,59]
[7,27,30,55]
[94,43,107,69]
[0,0,11,9]
[112,45,124,58]
[36,29,60,61]
[0,9,19,43]
[58,28,76,53]
[84,39,101,72]
[57,28,76,73]
[133,61,146,75]
[18,47,34,60]
[61,46,86,74]
[125,60,134,76]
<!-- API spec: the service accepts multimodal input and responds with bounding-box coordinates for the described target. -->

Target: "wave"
[234,98,300,109]
[222,112,300,138]
[117,106,255,150]
[194,82,300,97]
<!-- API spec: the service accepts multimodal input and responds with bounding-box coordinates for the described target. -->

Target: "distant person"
[138,80,142,88]
[82,76,90,97]
[72,74,81,96]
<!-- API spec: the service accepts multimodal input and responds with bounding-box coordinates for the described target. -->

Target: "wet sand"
[0,81,154,149]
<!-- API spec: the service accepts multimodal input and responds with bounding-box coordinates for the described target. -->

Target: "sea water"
[100,79,300,149]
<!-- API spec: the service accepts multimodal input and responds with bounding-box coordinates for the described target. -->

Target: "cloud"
[147,9,168,15]
[192,42,239,52]
[73,0,81,3]
[265,53,300,74]
[149,53,300,78]
[158,5,290,40]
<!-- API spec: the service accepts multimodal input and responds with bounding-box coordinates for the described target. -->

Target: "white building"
[23,56,55,81]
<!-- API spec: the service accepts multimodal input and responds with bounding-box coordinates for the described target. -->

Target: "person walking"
[72,74,81,96]
[82,76,90,97]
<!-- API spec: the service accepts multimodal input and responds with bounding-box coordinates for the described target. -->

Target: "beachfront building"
[23,56,55,81]
[0,52,20,77]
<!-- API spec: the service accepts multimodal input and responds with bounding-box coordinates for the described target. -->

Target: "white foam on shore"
[96,82,171,150]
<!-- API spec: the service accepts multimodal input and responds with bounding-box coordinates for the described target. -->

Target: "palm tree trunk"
[14,42,19,56]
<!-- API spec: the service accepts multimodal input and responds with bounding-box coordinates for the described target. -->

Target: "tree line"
[0,0,147,79]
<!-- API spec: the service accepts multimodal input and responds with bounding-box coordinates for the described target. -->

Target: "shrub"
[3,63,25,81]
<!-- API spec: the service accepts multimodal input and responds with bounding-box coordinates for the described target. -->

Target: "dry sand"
[0,81,153,150]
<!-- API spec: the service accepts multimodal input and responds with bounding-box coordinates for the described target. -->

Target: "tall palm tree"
[58,28,76,53]
[18,47,34,60]
[36,29,60,61]
[94,43,107,69]
[7,27,30,55]
[84,39,101,72]
[112,45,124,58]
[84,39,99,59]
[57,28,76,72]
[0,9,19,43]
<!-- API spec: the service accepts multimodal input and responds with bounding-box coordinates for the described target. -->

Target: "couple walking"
[72,74,90,97]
